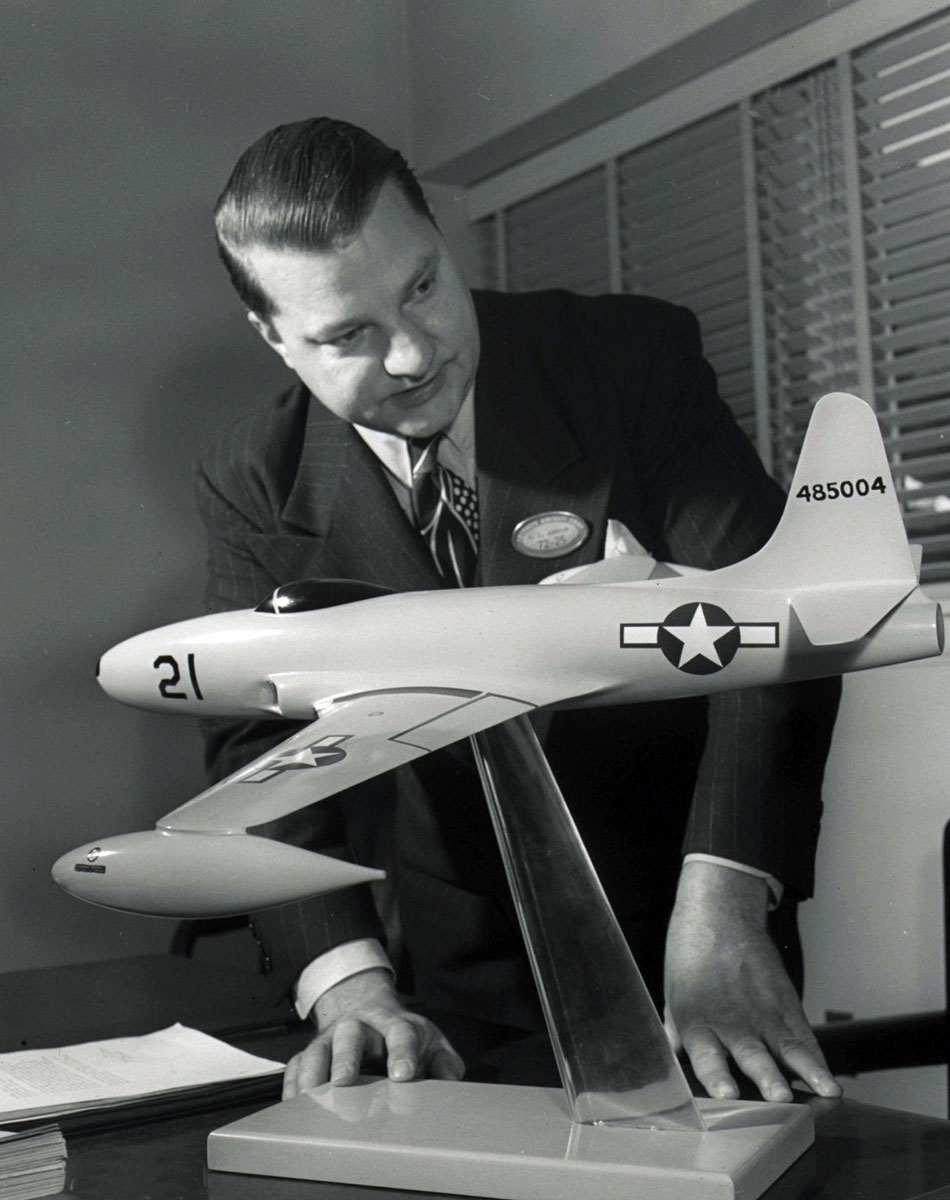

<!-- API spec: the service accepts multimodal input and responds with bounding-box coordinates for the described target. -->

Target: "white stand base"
[208,1078,813,1200]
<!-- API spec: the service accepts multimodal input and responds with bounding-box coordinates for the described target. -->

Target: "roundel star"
[657,603,740,675]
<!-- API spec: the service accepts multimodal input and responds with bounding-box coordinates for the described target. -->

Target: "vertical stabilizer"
[732,393,919,645]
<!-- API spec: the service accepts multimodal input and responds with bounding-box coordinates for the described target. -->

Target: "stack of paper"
[0,1125,66,1199]
[0,1024,283,1129]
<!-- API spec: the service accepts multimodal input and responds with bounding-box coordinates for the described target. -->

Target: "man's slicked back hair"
[214,117,434,317]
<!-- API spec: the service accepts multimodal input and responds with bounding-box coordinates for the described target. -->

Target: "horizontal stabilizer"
[791,581,918,646]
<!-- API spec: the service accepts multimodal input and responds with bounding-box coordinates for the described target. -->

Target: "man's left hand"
[664,859,842,1102]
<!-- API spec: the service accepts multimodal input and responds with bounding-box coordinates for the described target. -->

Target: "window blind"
[617,108,756,443]
[474,7,950,581]
[753,62,861,483]
[854,11,950,581]
[505,167,611,295]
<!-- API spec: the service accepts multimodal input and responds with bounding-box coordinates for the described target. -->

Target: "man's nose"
[383,320,435,379]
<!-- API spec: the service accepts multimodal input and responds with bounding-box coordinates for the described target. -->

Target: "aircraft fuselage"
[98,579,943,727]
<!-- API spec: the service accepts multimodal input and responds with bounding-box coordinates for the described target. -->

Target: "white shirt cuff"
[294,938,394,1021]
[683,853,784,909]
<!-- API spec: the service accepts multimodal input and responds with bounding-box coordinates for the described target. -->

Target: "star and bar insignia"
[620,602,779,675]
[244,734,352,784]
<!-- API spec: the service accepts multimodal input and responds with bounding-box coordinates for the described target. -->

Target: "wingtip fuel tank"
[51,829,384,918]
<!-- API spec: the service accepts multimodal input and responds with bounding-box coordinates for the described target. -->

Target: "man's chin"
[385,392,464,439]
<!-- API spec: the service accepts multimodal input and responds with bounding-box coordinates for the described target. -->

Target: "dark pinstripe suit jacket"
[196,289,840,1029]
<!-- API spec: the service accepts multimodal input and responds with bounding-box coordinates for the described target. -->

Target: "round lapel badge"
[512,511,590,559]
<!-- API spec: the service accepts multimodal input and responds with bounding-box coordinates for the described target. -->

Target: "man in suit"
[200,117,842,1104]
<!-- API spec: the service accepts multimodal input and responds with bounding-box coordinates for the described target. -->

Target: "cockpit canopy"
[255,579,394,614]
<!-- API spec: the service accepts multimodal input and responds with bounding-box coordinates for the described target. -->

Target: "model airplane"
[53,393,944,917]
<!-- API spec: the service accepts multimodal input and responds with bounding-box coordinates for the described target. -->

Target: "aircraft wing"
[159,687,536,834]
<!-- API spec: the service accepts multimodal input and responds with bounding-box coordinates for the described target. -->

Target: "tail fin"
[735,393,919,645]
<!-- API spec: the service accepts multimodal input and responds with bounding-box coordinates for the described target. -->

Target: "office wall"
[3,0,410,972]
[406,0,757,173]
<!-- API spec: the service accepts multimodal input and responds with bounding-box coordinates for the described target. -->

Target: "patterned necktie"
[409,435,479,587]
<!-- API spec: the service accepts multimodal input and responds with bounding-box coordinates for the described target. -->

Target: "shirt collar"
[354,388,476,489]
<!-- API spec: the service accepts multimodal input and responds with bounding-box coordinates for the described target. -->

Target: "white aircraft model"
[53,393,944,917]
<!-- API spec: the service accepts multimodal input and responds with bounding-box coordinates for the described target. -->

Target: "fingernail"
[390,1058,413,1080]
[714,1082,739,1099]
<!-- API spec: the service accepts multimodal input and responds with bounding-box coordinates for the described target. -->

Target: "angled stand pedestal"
[209,718,813,1198]
[208,1080,813,1200]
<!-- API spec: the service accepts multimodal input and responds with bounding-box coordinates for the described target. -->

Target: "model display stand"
[209,717,813,1198]
[208,1079,811,1200]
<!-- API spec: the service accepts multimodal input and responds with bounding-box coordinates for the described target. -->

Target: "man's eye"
[330,327,362,347]
[414,273,436,298]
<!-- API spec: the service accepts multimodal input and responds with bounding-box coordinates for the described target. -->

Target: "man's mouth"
[392,364,446,407]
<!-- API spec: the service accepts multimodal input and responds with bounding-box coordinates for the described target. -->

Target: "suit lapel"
[474,300,614,586]
[281,399,443,592]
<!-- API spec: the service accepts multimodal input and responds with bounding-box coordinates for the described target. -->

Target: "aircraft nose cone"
[50,851,67,887]
[96,645,119,697]
[95,642,143,705]
[51,843,105,894]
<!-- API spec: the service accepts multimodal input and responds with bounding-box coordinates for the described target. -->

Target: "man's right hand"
[282,967,466,1099]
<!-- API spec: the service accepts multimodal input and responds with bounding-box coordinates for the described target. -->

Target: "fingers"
[776,1037,842,1098]
[684,1024,792,1102]
[281,1014,466,1100]
[330,1017,371,1085]
[682,1018,842,1103]
[383,1017,421,1082]
[680,1025,741,1100]
[428,1043,465,1081]
[282,1037,332,1100]
[382,1018,465,1083]
[759,1012,842,1098]
[281,1021,377,1100]
[724,1032,794,1102]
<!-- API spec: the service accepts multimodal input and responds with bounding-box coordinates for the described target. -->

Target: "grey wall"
[406,0,757,173]
[4,0,410,971]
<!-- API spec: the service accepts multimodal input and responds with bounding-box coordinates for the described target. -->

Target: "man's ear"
[248,311,292,365]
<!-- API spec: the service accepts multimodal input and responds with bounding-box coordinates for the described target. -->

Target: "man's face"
[244,182,480,438]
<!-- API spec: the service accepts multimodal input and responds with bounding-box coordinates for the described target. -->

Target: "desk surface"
[7,958,949,1200]
[60,1028,950,1200]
